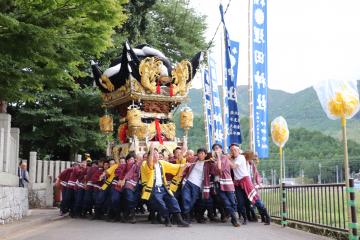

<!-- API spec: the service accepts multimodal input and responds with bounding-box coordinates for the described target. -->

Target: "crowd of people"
[55,143,271,228]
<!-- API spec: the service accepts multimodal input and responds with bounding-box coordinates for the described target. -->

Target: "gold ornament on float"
[139,57,162,94]
[126,107,142,128]
[180,107,193,136]
[172,60,192,96]
[99,114,113,134]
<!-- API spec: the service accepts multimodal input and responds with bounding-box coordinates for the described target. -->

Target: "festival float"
[92,42,202,158]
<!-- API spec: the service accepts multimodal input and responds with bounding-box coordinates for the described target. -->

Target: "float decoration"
[93,41,203,155]
[271,116,289,148]
[99,113,113,134]
[271,116,289,227]
[270,116,289,184]
[180,106,194,137]
[314,79,360,236]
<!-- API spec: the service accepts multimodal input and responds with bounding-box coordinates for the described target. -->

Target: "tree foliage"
[97,0,208,66]
[8,87,107,160]
[146,0,208,62]
[5,0,208,160]
[0,0,128,102]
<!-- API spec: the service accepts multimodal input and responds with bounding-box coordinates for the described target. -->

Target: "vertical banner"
[252,0,269,158]
[208,57,225,147]
[219,4,242,149]
[202,68,213,151]
[226,40,242,146]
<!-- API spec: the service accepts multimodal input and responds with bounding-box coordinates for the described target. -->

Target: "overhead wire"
[206,0,232,51]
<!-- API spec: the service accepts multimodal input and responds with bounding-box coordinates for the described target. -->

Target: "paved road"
[3,216,331,240]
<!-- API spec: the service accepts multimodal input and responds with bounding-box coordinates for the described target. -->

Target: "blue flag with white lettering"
[208,57,225,147]
[220,4,242,149]
[252,0,269,158]
[202,69,214,151]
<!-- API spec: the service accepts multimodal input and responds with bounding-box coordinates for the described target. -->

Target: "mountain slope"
[187,80,360,142]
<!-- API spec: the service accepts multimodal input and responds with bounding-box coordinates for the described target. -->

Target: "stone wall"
[0,186,28,224]
[28,176,53,208]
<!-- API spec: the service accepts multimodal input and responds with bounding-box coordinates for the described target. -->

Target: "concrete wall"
[0,186,29,224]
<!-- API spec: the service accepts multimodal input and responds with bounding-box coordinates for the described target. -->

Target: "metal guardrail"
[259,183,348,232]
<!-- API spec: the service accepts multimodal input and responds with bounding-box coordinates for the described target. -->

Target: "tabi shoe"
[230,213,241,227]
[156,212,164,224]
[263,208,271,225]
[259,208,271,225]
[149,211,157,224]
[128,210,136,224]
[183,212,192,224]
[91,208,102,220]
[260,214,266,223]
[174,213,190,227]
[221,213,229,223]
[196,215,207,223]
[208,212,221,222]
[164,216,172,227]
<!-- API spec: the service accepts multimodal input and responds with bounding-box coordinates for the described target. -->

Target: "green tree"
[6,0,208,160]
[97,0,208,66]
[0,0,128,105]
[8,87,107,161]
[146,0,208,62]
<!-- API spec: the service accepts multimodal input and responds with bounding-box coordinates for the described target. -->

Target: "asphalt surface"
[2,212,331,240]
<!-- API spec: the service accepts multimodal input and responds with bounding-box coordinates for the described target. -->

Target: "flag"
[252,0,269,158]
[202,68,214,151]
[220,4,242,149]
[208,57,225,147]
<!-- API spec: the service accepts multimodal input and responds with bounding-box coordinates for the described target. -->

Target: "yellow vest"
[169,157,186,193]
[101,164,119,190]
[141,160,182,200]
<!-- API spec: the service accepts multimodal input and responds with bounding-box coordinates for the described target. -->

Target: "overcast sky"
[189,0,360,93]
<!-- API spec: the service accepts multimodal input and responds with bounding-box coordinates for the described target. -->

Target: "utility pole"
[262,170,266,185]
[301,168,304,184]
[336,165,339,184]
[271,169,274,185]
[318,163,322,184]
[340,168,343,183]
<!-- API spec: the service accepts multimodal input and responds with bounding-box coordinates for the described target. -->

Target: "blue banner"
[202,68,213,151]
[220,4,242,149]
[225,40,242,147]
[208,57,225,147]
[252,0,269,158]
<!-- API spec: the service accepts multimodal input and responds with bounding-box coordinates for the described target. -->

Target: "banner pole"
[201,66,210,151]
[220,27,228,151]
[342,116,353,237]
[248,0,254,151]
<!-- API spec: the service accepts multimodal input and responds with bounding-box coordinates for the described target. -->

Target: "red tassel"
[155,119,163,145]
[156,81,160,94]
[118,124,128,143]
[169,82,173,97]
